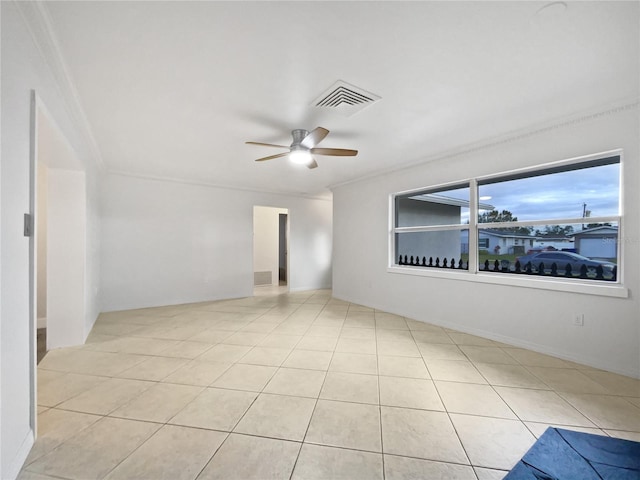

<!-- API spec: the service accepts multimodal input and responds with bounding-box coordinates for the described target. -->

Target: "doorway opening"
[29,92,88,435]
[278,213,287,285]
[253,206,289,296]
[35,161,48,364]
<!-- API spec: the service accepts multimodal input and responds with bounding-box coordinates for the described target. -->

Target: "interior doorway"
[29,92,88,435]
[278,213,287,285]
[253,206,289,295]
[35,162,48,364]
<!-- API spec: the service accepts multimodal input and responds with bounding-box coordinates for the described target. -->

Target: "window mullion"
[469,179,478,274]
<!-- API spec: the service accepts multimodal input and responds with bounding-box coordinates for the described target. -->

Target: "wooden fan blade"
[246,141,289,149]
[300,127,329,149]
[310,147,358,156]
[255,152,289,162]
[307,158,318,169]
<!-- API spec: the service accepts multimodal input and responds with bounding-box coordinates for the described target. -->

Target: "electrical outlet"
[573,313,584,326]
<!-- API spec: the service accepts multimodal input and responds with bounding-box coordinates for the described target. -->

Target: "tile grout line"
[289,295,340,479]
[375,317,387,480]
[429,376,475,471]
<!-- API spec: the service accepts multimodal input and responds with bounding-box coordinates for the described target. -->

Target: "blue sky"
[430,163,619,223]
[478,164,620,221]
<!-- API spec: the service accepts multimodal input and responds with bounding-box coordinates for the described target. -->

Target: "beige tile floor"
[20,289,640,480]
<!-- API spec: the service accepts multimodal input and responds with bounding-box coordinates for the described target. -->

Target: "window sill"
[387,265,629,298]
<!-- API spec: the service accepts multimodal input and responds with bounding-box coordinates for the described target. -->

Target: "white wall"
[0,3,102,478]
[253,206,287,286]
[332,105,640,378]
[47,169,87,348]
[100,173,332,311]
[36,98,102,344]
[37,110,97,348]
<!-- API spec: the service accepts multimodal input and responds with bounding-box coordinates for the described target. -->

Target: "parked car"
[515,251,615,277]
[526,246,557,254]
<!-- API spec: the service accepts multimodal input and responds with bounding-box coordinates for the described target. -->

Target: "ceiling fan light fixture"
[247,127,355,169]
[289,149,312,165]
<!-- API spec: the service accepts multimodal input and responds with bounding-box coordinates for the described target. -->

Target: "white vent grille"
[312,81,381,117]
[254,271,272,286]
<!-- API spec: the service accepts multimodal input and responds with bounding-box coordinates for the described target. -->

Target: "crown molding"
[328,97,639,191]
[15,0,106,172]
[107,170,333,202]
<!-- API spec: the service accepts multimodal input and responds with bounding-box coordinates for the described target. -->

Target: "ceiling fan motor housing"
[290,129,309,147]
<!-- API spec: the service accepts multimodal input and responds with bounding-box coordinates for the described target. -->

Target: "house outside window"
[391,152,622,284]
[394,185,471,268]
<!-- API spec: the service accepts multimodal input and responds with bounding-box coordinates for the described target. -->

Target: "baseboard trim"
[332,292,640,379]
[5,429,34,480]
[289,285,332,293]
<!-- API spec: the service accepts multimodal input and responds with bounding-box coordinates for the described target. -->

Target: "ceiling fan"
[246,127,357,169]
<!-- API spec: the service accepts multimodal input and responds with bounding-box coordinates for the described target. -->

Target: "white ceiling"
[43,1,639,197]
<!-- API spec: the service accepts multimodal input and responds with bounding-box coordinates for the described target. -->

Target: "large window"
[391,152,622,285]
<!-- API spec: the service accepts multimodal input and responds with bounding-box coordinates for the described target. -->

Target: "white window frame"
[388,149,627,298]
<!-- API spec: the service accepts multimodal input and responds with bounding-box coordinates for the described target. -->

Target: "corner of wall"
[4,431,34,480]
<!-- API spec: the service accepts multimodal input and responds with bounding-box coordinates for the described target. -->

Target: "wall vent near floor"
[312,80,381,117]
[254,271,272,286]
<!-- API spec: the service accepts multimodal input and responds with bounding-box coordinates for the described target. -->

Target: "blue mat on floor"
[504,427,640,480]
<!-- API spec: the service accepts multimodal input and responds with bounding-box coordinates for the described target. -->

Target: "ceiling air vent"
[312,81,381,117]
